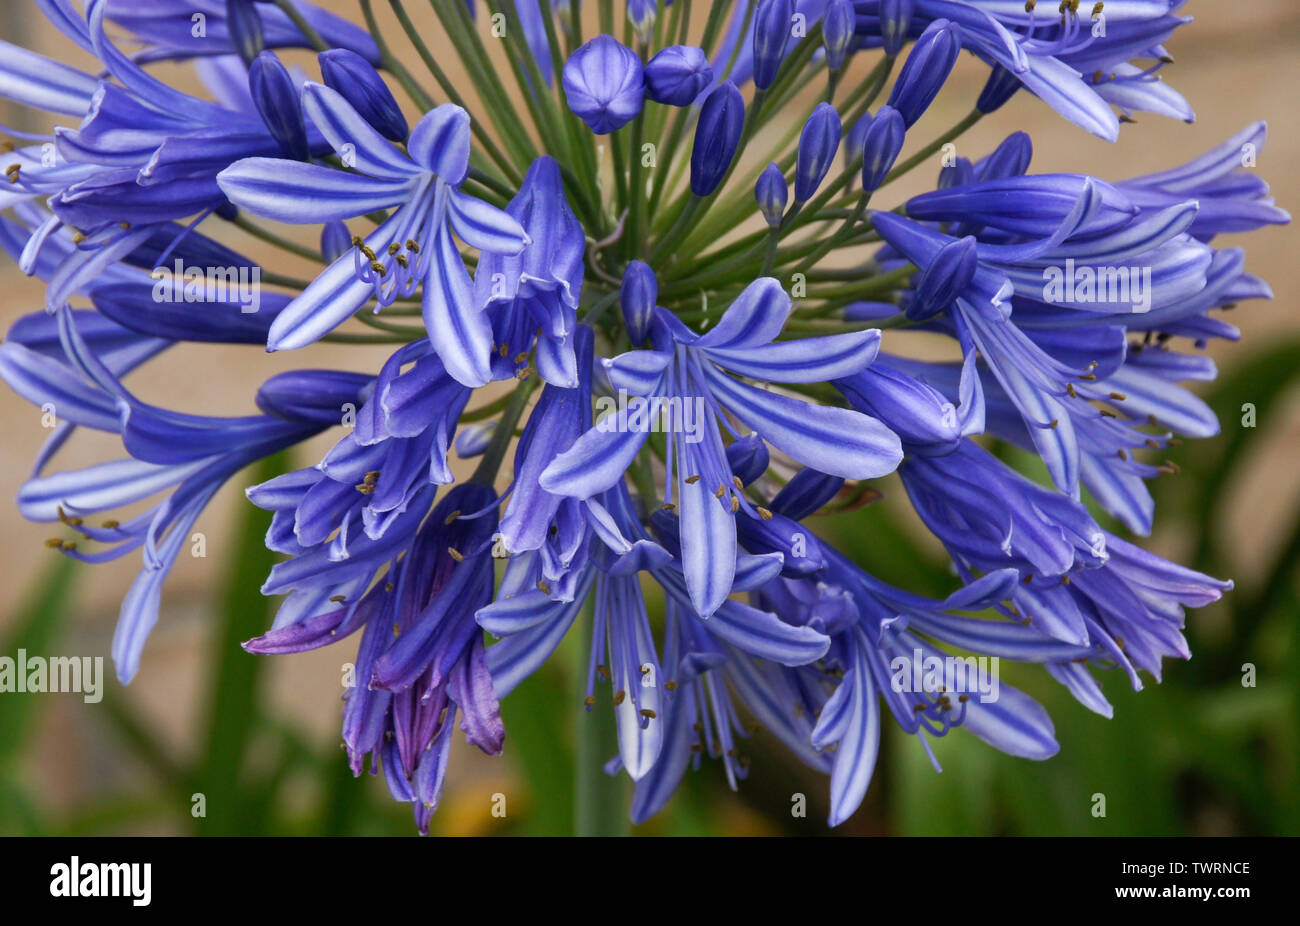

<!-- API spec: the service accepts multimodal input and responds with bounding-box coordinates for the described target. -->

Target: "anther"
[447,546,464,562]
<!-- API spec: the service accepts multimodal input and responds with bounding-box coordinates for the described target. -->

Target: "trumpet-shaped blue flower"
[218,86,528,384]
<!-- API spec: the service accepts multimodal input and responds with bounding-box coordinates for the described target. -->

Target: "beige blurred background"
[0,2,1296,832]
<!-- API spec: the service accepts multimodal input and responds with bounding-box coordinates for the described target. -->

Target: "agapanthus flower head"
[0,0,1283,835]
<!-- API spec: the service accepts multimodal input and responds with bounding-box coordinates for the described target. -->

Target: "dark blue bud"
[690,81,744,196]
[562,35,645,134]
[321,220,351,263]
[643,45,713,106]
[770,468,844,521]
[977,63,1021,114]
[627,0,657,44]
[860,105,905,191]
[256,369,373,425]
[620,260,657,345]
[319,48,408,141]
[937,156,974,190]
[907,234,976,321]
[226,0,264,66]
[726,434,770,486]
[978,131,1032,181]
[887,18,961,126]
[844,112,871,170]
[249,51,308,161]
[752,0,794,90]
[754,162,788,226]
[880,0,915,57]
[822,0,855,71]
[795,102,841,202]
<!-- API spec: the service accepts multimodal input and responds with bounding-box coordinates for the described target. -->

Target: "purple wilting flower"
[0,0,1286,834]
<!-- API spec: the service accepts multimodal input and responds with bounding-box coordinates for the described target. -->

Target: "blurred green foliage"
[0,342,1296,837]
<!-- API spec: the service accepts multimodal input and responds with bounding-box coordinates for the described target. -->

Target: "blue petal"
[421,223,493,386]
[408,104,471,184]
[217,157,415,223]
[706,329,882,383]
[702,364,903,480]
[301,81,420,181]
[678,476,737,618]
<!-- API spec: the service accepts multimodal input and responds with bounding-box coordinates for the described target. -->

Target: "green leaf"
[0,556,79,766]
